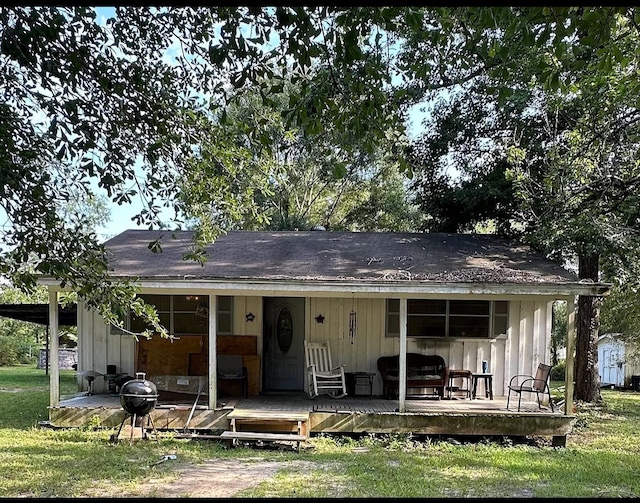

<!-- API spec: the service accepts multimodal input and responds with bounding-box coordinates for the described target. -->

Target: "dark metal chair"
[507,362,554,412]
[217,355,248,398]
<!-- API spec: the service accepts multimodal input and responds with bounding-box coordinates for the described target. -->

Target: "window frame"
[117,294,234,336]
[385,298,509,339]
[216,295,233,335]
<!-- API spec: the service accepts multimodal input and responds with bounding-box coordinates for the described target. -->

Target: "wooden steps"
[223,409,309,451]
[220,431,306,442]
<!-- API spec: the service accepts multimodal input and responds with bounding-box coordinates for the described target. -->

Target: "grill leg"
[129,414,137,445]
[110,413,131,443]
[146,414,159,442]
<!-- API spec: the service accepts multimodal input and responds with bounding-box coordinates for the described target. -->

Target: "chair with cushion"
[377,353,449,399]
[507,362,554,412]
[217,354,248,398]
[304,341,347,398]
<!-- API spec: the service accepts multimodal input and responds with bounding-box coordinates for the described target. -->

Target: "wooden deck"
[48,391,574,445]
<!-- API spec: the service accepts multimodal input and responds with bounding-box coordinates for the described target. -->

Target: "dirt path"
[117,457,320,498]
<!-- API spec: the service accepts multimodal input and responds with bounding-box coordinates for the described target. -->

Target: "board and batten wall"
[77,295,556,398]
[76,300,136,394]
[75,296,262,395]
[306,297,556,397]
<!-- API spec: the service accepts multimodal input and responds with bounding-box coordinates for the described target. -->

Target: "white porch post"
[565,297,576,416]
[399,298,407,413]
[208,294,217,409]
[48,288,59,407]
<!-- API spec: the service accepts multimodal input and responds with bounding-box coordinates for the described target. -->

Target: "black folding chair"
[217,355,248,398]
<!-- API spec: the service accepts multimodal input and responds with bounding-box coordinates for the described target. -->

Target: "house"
[39,230,610,444]
[598,333,640,388]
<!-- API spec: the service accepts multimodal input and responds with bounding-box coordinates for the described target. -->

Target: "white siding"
[305,297,555,397]
[76,301,135,394]
[77,295,556,397]
[233,295,262,337]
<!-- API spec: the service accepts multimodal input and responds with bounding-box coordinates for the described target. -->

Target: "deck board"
[50,392,570,441]
[54,392,559,416]
[220,431,306,441]
[227,410,309,421]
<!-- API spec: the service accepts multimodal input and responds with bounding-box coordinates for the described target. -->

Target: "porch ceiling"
[0,303,77,326]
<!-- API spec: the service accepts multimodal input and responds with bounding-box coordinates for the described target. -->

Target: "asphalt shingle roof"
[103,230,578,285]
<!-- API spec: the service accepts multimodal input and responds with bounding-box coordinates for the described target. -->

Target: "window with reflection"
[125,294,233,336]
[385,299,509,339]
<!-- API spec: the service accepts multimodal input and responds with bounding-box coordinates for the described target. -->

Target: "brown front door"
[262,297,305,391]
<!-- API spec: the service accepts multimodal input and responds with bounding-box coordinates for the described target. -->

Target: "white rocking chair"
[304,341,347,399]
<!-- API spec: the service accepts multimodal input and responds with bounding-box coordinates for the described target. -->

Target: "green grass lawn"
[0,365,639,498]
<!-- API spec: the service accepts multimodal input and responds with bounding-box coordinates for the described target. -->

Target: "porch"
[48,392,574,446]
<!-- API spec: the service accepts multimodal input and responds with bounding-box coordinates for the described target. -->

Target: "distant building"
[597,333,640,388]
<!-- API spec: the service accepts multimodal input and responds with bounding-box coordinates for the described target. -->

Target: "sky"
[96,197,149,243]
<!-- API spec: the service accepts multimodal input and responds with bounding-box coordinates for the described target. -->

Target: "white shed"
[598,333,640,388]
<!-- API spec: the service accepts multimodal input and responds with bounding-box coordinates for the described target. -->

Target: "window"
[386,299,400,336]
[406,299,446,337]
[493,300,508,336]
[217,296,233,335]
[173,295,208,335]
[385,299,509,339]
[125,294,233,336]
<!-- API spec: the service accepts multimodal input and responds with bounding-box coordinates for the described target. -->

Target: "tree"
[0,179,110,365]
[506,61,640,402]
[407,83,524,236]
[402,8,640,402]
[179,77,420,234]
[2,7,638,394]
[1,6,412,332]
[57,189,111,237]
[339,163,423,232]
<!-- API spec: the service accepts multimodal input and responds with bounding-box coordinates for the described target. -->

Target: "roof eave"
[38,275,609,297]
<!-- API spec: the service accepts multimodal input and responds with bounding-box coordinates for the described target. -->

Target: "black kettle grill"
[119,372,158,416]
[111,372,159,443]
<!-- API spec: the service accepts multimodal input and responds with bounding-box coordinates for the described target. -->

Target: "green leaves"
[147,239,162,253]
[207,45,227,65]
[2,6,638,339]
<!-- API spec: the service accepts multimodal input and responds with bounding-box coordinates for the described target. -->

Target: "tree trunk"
[574,253,603,403]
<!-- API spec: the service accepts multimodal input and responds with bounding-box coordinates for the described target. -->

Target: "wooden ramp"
[220,409,309,451]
